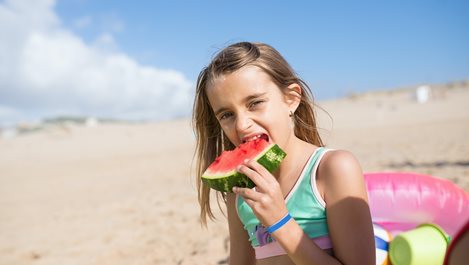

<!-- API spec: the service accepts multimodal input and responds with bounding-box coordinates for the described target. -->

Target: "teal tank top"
[236,147,330,247]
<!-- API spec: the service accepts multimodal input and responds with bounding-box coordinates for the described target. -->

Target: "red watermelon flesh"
[202,138,286,192]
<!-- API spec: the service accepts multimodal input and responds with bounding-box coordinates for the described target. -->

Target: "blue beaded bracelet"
[267,213,292,234]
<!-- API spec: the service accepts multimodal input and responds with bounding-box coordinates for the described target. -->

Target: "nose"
[235,113,252,134]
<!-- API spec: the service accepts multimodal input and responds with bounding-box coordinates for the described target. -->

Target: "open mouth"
[243,133,269,143]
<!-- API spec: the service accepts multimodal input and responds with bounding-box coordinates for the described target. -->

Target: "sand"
[0,83,468,264]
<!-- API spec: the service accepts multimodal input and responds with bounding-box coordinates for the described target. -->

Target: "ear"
[283,83,302,112]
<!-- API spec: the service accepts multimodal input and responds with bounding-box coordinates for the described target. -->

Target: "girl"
[192,42,375,265]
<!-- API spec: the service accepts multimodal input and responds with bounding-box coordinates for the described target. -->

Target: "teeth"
[245,134,262,142]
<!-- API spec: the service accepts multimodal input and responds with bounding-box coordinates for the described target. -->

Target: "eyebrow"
[214,92,267,117]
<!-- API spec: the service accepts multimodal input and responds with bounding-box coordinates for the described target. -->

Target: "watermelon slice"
[202,137,286,192]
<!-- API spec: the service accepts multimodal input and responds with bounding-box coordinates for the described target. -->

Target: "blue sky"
[1,0,468,126]
[56,0,469,98]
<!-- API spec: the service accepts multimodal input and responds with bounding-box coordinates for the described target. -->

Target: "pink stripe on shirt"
[254,235,332,259]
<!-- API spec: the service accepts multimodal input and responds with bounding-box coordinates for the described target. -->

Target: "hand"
[233,159,289,227]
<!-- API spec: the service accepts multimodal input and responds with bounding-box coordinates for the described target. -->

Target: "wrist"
[267,213,292,234]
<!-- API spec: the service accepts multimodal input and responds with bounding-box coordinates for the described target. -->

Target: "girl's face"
[206,65,300,149]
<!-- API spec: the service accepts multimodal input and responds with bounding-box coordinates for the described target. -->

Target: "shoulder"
[319,149,375,264]
[318,149,367,201]
[320,149,361,176]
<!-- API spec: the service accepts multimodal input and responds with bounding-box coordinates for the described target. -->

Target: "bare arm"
[321,150,375,265]
[234,150,375,265]
[226,192,256,265]
[269,218,343,265]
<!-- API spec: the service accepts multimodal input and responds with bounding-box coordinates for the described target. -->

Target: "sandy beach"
[1,82,468,265]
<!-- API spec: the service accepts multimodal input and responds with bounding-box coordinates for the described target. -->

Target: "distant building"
[1,127,18,139]
[85,117,99,127]
[415,85,432,103]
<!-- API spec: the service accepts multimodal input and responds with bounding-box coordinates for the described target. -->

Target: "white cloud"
[0,0,193,126]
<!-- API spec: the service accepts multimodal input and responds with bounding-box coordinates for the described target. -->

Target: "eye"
[249,100,264,109]
[219,112,233,121]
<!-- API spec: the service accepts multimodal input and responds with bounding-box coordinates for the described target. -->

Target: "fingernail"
[232,187,237,193]
[244,159,249,163]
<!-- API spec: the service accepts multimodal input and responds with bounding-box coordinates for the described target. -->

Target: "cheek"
[269,112,294,143]
[266,105,289,125]
[220,124,239,146]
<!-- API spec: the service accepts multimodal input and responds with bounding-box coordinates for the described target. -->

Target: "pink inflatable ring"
[365,172,469,237]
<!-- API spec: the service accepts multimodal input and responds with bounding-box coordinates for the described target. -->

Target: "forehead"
[206,66,280,106]
[212,65,270,89]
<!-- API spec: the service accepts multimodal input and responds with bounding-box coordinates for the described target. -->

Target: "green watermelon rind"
[202,143,286,192]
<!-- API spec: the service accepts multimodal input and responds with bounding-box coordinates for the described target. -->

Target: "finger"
[237,164,269,188]
[242,197,256,208]
[232,186,262,202]
[243,159,276,183]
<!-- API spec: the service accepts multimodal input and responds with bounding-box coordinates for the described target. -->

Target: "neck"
[274,137,315,181]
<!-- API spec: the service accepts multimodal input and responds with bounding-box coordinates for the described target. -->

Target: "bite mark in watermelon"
[202,138,286,192]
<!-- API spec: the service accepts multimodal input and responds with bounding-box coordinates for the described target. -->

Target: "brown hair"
[192,42,323,225]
